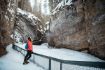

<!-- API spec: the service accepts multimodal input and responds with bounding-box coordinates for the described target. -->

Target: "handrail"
[13,44,105,69]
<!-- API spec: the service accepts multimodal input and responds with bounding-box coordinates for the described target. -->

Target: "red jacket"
[27,40,33,51]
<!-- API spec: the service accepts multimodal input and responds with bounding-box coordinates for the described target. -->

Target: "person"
[23,37,33,64]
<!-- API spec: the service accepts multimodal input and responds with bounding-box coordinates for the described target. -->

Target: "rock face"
[15,8,43,43]
[0,0,17,56]
[48,0,105,60]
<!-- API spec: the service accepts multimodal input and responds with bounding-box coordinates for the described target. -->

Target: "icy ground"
[0,44,105,70]
[16,43,104,62]
[0,44,43,70]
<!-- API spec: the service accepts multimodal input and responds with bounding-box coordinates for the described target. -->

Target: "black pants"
[24,50,32,62]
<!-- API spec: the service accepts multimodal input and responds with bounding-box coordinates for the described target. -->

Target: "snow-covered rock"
[17,8,41,26]
[52,0,73,15]
[16,8,44,43]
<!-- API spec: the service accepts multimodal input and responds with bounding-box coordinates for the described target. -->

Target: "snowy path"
[0,44,43,70]
[14,43,105,70]
[16,43,104,62]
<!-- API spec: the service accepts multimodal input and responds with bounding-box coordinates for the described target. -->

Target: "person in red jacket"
[23,37,33,64]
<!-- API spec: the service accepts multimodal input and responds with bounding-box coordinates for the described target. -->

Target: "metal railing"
[13,44,105,70]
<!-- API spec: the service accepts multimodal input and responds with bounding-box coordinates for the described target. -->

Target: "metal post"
[60,62,62,70]
[49,18,51,32]
[49,59,51,70]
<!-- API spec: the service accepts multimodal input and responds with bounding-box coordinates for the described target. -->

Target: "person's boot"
[23,59,27,64]
[25,60,29,64]
[23,60,29,65]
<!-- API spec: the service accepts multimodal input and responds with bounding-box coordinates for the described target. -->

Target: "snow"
[0,44,104,70]
[10,31,23,43]
[15,43,104,62]
[52,0,73,15]
[0,44,44,70]
[52,1,64,15]
[17,8,41,24]
[65,0,73,5]
[44,21,50,30]
[7,8,15,15]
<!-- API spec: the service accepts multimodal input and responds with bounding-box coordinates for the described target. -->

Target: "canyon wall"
[0,0,17,56]
[48,0,105,60]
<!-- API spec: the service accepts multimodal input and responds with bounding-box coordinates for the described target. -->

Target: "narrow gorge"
[0,0,105,60]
